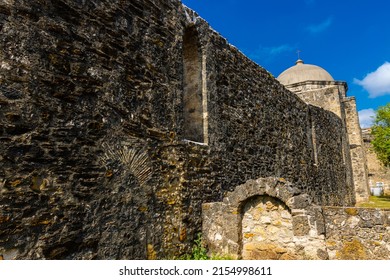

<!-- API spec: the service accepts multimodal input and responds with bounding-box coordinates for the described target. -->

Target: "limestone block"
[346,215,360,228]
[292,216,310,236]
[260,216,272,224]
[291,194,312,209]
[316,249,329,260]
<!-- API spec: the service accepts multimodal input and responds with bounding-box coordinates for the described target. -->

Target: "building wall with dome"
[277,60,370,202]
[0,0,376,259]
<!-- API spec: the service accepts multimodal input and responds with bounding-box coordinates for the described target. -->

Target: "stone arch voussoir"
[203,177,305,259]
[223,177,297,211]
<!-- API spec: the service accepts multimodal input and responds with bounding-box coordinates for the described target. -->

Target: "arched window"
[182,26,206,143]
[308,110,318,166]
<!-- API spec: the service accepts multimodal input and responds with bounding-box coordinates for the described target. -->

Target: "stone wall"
[283,78,369,203]
[0,0,356,259]
[323,207,390,259]
[203,177,328,260]
[241,195,294,260]
[203,177,390,260]
[0,0,211,260]
[200,29,353,205]
[344,98,370,202]
[288,82,345,118]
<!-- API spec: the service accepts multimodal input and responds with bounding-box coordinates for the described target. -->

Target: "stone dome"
[277,59,334,86]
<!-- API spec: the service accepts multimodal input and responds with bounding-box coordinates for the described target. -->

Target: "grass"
[356,196,390,209]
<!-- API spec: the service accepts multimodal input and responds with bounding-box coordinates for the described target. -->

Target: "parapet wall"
[0,0,355,259]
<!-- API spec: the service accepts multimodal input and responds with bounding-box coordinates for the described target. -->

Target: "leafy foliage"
[180,233,209,260]
[371,104,390,167]
[180,233,233,260]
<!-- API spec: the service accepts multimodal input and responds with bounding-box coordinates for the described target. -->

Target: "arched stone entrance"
[202,177,328,259]
[241,195,295,260]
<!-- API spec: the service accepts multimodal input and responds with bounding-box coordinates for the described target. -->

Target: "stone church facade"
[277,59,370,203]
[203,60,379,260]
[0,0,388,260]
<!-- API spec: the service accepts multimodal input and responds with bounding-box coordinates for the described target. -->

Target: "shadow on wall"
[182,26,205,143]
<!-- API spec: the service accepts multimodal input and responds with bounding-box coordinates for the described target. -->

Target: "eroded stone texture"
[203,178,390,260]
[277,62,370,203]
[344,98,370,202]
[241,196,295,260]
[0,0,368,259]
[323,207,390,260]
[203,178,329,260]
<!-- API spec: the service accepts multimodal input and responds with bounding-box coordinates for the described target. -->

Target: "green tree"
[371,104,390,166]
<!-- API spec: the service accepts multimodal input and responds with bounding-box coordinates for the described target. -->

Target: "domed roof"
[277,59,334,85]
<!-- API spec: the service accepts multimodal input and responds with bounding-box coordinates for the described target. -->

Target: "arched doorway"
[241,195,296,260]
[203,177,326,260]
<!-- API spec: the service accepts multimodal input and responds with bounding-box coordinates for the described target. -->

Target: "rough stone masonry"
[0,0,388,259]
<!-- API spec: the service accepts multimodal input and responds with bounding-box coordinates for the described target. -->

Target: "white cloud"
[248,44,295,61]
[354,62,390,98]
[306,17,333,34]
[358,108,376,128]
[268,45,293,55]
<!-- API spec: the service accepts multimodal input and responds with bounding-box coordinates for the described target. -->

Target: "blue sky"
[181,0,390,128]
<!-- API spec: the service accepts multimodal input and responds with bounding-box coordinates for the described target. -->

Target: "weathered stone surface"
[279,75,368,204]
[292,216,311,236]
[323,207,390,260]
[243,243,297,260]
[241,195,293,260]
[290,194,312,209]
[203,177,330,260]
[344,98,370,202]
[0,0,375,260]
